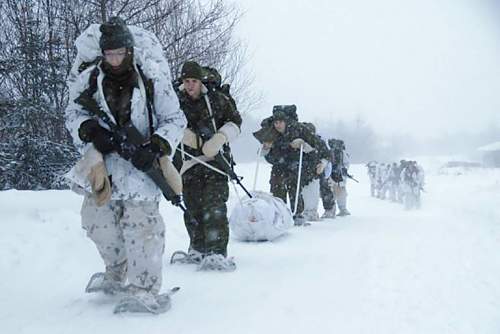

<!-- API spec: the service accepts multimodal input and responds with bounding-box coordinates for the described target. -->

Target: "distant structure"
[478,141,500,167]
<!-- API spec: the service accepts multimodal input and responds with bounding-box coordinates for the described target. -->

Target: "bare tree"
[0,0,260,190]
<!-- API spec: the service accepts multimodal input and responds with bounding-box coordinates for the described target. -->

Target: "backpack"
[69,23,172,137]
[202,66,238,110]
[328,138,345,151]
[172,65,237,110]
[272,104,298,122]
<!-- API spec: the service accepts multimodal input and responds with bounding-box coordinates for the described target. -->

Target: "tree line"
[0,0,251,190]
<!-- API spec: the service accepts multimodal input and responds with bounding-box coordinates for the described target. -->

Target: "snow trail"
[1,163,500,333]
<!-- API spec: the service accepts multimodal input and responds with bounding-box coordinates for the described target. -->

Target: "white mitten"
[316,159,328,175]
[202,133,226,158]
[182,128,199,149]
[159,156,183,195]
[302,142,315,153]
[88,161,111,206]
[290,138,305,149]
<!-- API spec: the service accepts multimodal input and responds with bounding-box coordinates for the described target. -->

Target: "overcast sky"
[234,0,500,140]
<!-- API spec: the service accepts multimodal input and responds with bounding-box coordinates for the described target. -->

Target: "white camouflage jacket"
[65,24,186,201]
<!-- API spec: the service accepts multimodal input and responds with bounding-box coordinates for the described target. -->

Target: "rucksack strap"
[136,65,155,137]
[83,61,155,137]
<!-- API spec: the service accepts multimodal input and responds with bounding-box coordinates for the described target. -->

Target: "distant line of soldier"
[366,160,425,210]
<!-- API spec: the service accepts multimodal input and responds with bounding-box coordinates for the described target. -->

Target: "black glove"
[78,119,116,154]
[331,171,343,183]
[130,135,171,172]
[131,145,158,172]
[341,167,348,175]
[78,119,100,142]
[150,134,172,157]
[132,135,172,172]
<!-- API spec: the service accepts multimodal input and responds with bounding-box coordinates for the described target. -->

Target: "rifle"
[331,164,359,184]
[75,92,193,218]
[346,172,359,183]
[216,153,253,198]
[198,126,252,198]
[409,179,426,193]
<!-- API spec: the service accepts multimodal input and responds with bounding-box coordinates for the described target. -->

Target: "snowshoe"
[113,287,180,315]
[85,272,124,295]
[197,254,236,272]
[170,250,203,265]
[321,209,336,219]
[293,216,311,226]
[303,210,321,222]
[337,209,351,217]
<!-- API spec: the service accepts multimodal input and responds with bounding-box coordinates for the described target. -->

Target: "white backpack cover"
[65,23,185,201]
[229,191,294,242]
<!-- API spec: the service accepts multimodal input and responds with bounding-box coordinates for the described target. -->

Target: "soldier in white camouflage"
[327,139,351,216]
[65,17,186,314]
[300,122,329,222]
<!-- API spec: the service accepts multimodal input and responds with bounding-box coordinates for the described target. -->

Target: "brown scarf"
[101,51,138,126]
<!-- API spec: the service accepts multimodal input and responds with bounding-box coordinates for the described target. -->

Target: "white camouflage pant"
[81,195,165,293]
[331,182,348,210]
[302,179,320,216]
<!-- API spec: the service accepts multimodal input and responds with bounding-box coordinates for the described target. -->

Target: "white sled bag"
[229,191,294,242]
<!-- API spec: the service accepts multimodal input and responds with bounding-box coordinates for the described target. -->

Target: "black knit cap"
[181,61,203,80]
[99,17,134,50]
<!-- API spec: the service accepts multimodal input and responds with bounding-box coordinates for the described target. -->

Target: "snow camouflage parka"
[65,24,187,201]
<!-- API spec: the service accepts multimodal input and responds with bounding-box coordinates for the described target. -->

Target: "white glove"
[290,138,305,149]
[316,159,328,175]
[202,132,227,158]
[218,122,240,143]
[88,161,111,206]
[302,142,315,153]
[159,156,183,195]
[182,128,199,149]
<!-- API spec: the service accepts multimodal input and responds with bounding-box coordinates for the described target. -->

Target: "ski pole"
[176,147,252,198]
[253,147,261,192]
[231,180,244,207]
[176,147,230,177]
[293,144,304,216]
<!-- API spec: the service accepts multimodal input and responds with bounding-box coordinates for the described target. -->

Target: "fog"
[230,0,500,163]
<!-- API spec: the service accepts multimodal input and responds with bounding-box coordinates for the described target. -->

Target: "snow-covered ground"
[2,160,500,334]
